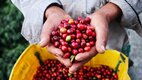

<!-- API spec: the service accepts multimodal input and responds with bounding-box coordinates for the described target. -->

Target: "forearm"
[94,2,122,23]
[45,3,63,18]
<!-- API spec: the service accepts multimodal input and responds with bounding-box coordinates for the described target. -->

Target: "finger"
[47,44,63,56]
[39,20,55,47]
[55,56,72,68]
[69,58,90,73]
[75,46,97,61]
[90,16,108,53]
[95,25,108,53]
[47,45,72,67]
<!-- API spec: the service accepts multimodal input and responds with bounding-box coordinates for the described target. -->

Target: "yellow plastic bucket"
[9,44,130,80]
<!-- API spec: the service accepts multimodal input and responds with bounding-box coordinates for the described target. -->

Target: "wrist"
[45,4,63,18]
[95,2,122,23]
[93,10,110,23]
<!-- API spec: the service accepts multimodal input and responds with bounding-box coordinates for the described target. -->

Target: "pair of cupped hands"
[39,3,121,73]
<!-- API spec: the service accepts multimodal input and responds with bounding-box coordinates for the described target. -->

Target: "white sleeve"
[11,0,62,43]
[108,0,142,37]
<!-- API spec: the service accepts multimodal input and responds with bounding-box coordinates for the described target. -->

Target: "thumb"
[95,25,108,53]
[88,15,108,53]
[69,58,90,73]
[75,46,97,61]
[47,44,63,56]
[39,20,54,47]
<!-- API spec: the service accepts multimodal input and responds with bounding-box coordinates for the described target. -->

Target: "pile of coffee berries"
[50,17,96,61]
[33,60,118,80]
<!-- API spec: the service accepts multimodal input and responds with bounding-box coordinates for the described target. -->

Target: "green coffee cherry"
[66,35,71,42]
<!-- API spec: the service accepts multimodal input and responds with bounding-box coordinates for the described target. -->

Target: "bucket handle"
[115,52,126,72]
[34,51,44,65]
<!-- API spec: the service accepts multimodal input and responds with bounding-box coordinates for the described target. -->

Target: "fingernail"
[75,55,82,61]
[75,56,79,61]
[69,69,73,74]
[55,50,63,57]
[101,45,106,52]
[39,39,45,47]
[69,71,73,74]
[56,53,62,56]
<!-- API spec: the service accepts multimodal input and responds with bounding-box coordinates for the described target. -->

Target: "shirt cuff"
[109,0,142,37]
[21,0,62,43]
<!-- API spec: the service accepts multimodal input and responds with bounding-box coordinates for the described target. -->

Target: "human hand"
[89,11,109,53]
[69,2,122,73]
[68,8,109,73]
[69,46,97,73]
[89,2,122,53]
[39,6,72,67]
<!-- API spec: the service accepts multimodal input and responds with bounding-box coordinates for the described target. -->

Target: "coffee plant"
[0,0,28,80]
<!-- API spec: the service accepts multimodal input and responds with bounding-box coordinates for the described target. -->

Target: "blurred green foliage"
[0,0,28,80]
